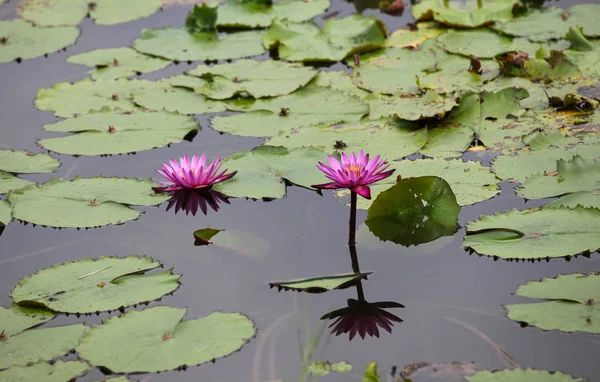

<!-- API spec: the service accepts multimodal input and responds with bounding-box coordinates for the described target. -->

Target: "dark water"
[1,0,599,381]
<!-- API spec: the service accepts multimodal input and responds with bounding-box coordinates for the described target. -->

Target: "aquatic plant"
[154,154,237,192]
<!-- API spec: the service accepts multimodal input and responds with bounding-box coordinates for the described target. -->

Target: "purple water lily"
[154,154,236,192]
[311,151,395,199]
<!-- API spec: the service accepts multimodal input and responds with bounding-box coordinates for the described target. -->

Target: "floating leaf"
[547,191,600,210]
[498,51,582,81]
[193,228,271,258]
[262,15,386,62]
[213,85,368,137]
[365,91,458,121]
[567,4,600,38]
[0,199,11,225]
[308,361,353,376]
[341,158,499,210]
[563,40,600,78]
[0,150,60,174]
[0,324,87,369]
[76,307,255,373]
[218,0,330,28]
[467,369,586,382]
[505,273,599,334]
[267,119,427,161]
[412,0,518,28]
[133,5,265,61]
[67,48,170,80]
[18,0,88,27]
[386,22,446,48]
[0,304,54,337]
[89,0,162,25]
[493,7,568,42]
[0,20,79,63]
[437,29,546,59]
[36,78,158,118]
[213,146,328,199]
[463,206,600,259]
[0,171,33,195]
[38,111,200,156]
[0,361,91,382]
[481,76,548,109]
[11,256,180,314]
[7,177,169,228]
[185,60,317,99]
[312,71,369,99]
[365,176,460,246]
[269,273,370,293]
[518,156,600,201]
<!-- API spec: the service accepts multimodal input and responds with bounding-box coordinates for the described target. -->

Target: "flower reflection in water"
[322,297,404,340]
[165,189,230,216]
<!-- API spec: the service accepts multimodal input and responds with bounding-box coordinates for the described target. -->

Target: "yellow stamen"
[345,165,362,177]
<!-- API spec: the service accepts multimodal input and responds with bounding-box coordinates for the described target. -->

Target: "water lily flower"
[166,189,230,216]
[154,154,236,192]
[321,299,404,341]
[311,151,394,199]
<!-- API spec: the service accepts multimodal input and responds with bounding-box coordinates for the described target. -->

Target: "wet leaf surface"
[11,256,180,313]
[76,307,255,373]
[366,176,460,246]
[505,273,599,334]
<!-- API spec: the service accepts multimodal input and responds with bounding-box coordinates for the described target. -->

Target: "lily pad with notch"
[0,171,33,195]
[463,206,600,260]
[269,273,371,293]
[193,228,271,258]
[505,272,599,334]
[217,0,330,28]
[18,0,88,27]
[365,176,460,246]
[0,304,54,337]
[0,360,91,382]
[493,7,568,42]
[412,0,518,28]
[75,306,256,373]
[566,4,600,38]
[0,150,60,174]
[365,91,458,121]
[89,0,162,25]
[8,177,169,228]
[11,255,180,314]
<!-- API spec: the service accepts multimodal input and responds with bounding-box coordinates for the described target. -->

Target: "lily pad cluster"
[0,256,255,380]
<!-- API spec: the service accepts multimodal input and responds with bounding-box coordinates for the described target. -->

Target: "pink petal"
[352,185,371,199]
[311,181,344,190]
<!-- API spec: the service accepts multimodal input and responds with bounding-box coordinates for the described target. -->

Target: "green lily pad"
[498,51,582,81]
[262,15,386,62]
[567,4,600,38]
[0,324,87,369]
[467,369,585,382]
[18,0,88,27]
[0,20,79,63]
[267,119,427,161]
[185,60,317,99]
[0,199,11,225]
[11,256,180,314]
[0,150,60,174]
[213,146,328,199]
[133,5,265,61]
[308,361,353,376]
[76,307,256,373]
[547,191,600,210]
[463,206,600,259]
[352,40,499,95]
[564,40,600,78]
[38,110,199,156]
[213,85,368,138]
[420,88,531,157]
[481,76,548,109]
[386,22,446,48]
[218,0,330,28]
[7,176,169,228]
[193,228,271,258]
[505,273,599,334]
[67,48,170,80]
[519,156,600,201]
[0,361,91,382]
[90,0,162,25]
[493,7,568,42]
[312,70,370,99]
[0,171,33,195]
[0,304,54,337]
[437,29,548,58]
[132,78,227,115]
[365,176,460,246]
[269,273,370,293]
[412,0,518,28]
[564,26,594,53]
[36,78,158,118]
[365,91,458,121]
[341,158,499,210]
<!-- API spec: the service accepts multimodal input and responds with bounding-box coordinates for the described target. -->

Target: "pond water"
[1,0,599,381]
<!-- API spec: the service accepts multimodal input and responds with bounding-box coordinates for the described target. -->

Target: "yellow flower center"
[345,165,362,178]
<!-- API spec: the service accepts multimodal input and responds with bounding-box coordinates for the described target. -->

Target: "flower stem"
[348,191,357,247]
